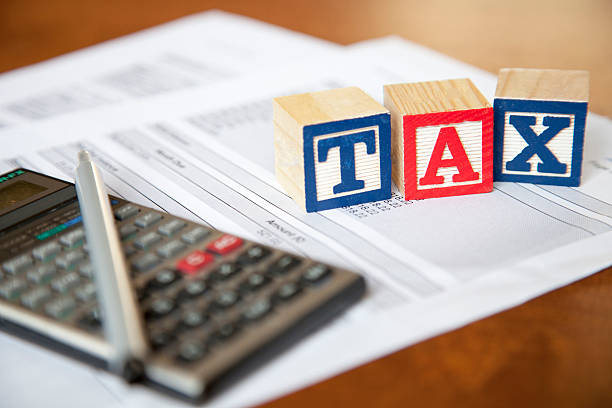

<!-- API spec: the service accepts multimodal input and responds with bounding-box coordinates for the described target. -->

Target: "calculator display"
[0,169,73,224]
[0,180,48,210]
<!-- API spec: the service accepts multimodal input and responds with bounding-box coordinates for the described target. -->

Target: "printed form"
[1,16,612,408]
[0,10,338,128]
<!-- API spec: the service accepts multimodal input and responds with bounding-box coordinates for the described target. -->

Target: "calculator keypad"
[0,200,364,400]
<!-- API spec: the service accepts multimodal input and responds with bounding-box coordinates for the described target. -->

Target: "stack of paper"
[1,10,611,408]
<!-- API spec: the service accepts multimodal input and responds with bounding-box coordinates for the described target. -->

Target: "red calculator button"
[206,234,243,255]
[176,250,214,274]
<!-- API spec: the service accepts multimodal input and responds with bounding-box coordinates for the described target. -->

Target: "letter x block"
[384,79,493,200]
[273,87,391,212]
[494,68,589,186]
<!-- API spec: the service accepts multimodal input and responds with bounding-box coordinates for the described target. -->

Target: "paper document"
[1,16,611,408]
[0,10,337,129]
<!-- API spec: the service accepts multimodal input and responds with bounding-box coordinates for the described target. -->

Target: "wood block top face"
[403,108,494,200]
[273,87,389,132]
[384,78,491,116]
[495,68,589,102]
[493,98,588,186]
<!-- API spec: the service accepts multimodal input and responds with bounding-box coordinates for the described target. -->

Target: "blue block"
[493,98,588,186]
[302,113,391,212]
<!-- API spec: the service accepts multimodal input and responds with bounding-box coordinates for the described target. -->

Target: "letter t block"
[384,79,493,200]
[273,87,391,212]
[494,68,589,186]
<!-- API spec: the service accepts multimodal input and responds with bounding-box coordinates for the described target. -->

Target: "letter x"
[317,130,376,194]
[506,115,570,174]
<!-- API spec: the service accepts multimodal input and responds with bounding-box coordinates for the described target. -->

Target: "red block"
[404,109,493,199]
[384,79,494,200]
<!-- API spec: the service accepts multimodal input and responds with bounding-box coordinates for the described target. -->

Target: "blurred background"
[1,0,611,115]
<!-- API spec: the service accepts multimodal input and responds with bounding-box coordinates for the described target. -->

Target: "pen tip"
[78,150,91,163]
[122,358,145,383]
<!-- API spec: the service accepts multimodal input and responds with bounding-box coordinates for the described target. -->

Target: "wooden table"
[2,1,611,406]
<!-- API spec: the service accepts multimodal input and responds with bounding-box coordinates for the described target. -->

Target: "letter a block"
[384,79,493,200]
[273,87,391,212]
[494,68,589,186]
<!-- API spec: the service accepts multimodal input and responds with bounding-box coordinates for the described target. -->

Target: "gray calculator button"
[27,264,57,284]
[131,253,161,272]
[275,282,302,301]
[119,224,138,240]
[123,244,137,258]
[135,212,162,228]
[0,277,27,300]
[79,262,93,277]
[51,272,80,293]
[21,287,52,309]
[243,298,272,321]
[45,296,76,319]
[157,240,186,258]
[211,323,239,342]
[32,241,61,261]
[146,297,176,320]
[180,309,207,329]
[75,283,96,302]
[59,228,85,247]
[114,204,139,221]
[214,290,239,309]
[158,219,187,237]
[177,340,206,363]
[302,264,332,283]
[134,232,162,250]
[212,262,241,281]
[56,250,86,269]
[181,227,210,244]
[2,254,33,275]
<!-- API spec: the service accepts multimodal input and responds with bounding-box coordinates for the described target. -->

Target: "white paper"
[0,10,338,128]
[1,28,612,408]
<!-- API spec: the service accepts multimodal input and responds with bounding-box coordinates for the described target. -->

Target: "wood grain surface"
[1,1,611,407]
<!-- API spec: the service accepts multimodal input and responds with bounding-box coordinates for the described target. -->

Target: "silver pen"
[75,150,148,382]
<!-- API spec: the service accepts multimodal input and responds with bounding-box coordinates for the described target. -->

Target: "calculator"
[0,168,365,400]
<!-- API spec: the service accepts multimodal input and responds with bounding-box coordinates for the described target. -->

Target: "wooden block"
[384,79,493,200]
[273,87,391,212]
[493,68,589,186]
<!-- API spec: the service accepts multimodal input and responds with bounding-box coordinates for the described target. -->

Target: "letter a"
[419,126,479,186]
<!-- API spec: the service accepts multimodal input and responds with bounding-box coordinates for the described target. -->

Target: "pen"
[75,150,148,382]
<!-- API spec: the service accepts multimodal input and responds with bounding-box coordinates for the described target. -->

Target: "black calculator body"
[0,168,365,401]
